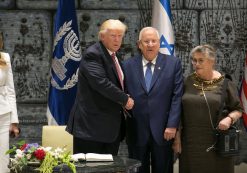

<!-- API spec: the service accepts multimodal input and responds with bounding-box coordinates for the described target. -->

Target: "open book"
[71,153,113,162]
[76,161,114,167]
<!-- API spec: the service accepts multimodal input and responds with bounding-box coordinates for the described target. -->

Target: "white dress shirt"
[142,56,157,76]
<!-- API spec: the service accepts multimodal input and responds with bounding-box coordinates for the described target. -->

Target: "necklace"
[192,72,224,91]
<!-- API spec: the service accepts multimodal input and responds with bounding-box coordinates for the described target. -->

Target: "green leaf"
[5,147,17,155]
[17,140,26,146]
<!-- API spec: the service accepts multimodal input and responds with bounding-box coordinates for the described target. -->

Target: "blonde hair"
[98,19,127,40]
[0,32,6,67]
[190,44,216,60]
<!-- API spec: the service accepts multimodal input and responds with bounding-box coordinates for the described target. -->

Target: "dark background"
[0,0,246,164]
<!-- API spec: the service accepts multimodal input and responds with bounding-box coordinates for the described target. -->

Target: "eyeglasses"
[191,58,206,65]
[141,40,159,46]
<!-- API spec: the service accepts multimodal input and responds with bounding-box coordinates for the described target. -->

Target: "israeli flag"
[46,0,82,125]
[152,0,175,55]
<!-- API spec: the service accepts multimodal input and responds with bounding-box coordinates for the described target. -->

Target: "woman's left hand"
[172,131,182,154]
[218,117,232,130]
[9,123,20,138]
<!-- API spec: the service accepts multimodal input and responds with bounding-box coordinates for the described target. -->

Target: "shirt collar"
[107,49,114,56]
[142,56,157,67]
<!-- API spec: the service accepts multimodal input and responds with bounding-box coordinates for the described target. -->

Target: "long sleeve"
[81,48,128,106]
[226,79,243,113]
[4,53,19,123]
[167,58,183,128]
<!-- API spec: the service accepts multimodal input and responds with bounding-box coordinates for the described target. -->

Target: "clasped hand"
[125,97,134,110]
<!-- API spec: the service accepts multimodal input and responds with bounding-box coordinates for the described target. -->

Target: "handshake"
[125,96,134,110]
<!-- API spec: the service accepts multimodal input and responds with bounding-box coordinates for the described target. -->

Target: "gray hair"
[138,27,160,41]
[190,44,216,60]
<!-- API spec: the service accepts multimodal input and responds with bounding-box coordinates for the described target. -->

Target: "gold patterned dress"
[179,73,242,173]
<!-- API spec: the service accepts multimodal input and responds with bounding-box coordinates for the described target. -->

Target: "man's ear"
[136,41,142,53]
[99,33,104,41]
[137,40,141,49]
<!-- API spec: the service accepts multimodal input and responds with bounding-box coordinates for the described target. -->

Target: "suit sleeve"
[4,53,19,123]
[81,51,128,106]
[167,59,183,128]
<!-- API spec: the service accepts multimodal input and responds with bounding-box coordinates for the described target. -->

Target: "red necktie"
[111,53,124,89]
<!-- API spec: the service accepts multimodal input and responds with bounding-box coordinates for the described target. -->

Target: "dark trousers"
[73,134,121,156]
[128,135,173,173]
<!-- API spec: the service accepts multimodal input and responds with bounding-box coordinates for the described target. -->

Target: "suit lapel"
[149,53,166,92]
[135,55,147,92]
[99,42,120,84]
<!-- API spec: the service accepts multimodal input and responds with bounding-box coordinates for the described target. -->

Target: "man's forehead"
[106,28,124,33]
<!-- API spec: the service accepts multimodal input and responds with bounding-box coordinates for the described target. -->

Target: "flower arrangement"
[6,140,76,173]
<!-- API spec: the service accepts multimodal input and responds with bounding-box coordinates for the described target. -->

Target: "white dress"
[0,52,18,173]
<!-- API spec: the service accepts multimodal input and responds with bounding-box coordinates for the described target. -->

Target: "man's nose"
[147,42,154,47]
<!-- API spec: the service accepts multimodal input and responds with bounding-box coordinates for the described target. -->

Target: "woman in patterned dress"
[174,44,242,173]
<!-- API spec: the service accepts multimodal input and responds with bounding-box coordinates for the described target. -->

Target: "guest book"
[71,153,113,162]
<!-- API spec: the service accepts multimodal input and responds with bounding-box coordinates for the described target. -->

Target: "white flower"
[15,149,24,159]
[8,142,76,173]
[50,147,65,159]
[16,149,23,155]
[42,146,52,152]
[54,147,63,153]
[26,154,32,160]
[52,152,60,159]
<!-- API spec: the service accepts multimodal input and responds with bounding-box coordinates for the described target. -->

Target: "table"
[16,156,141,173]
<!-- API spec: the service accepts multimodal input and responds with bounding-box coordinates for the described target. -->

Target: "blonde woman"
[0,33,19,172]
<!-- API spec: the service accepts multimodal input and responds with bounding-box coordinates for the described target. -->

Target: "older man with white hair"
[123,27,183,173]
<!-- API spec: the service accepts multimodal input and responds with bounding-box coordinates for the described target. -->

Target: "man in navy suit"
[123,27,183,173]
[66,19,134,155]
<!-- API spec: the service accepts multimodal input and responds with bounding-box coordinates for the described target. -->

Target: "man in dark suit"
[66,19,134,156]
[123,27,183,173]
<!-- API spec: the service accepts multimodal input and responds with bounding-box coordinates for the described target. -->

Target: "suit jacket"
[0,52,18,123]
[66,41,128,143]
[123,53,183,146]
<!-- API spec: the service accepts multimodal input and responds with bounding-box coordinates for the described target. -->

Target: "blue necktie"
[145,62,152,92]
